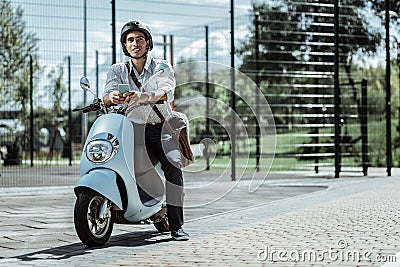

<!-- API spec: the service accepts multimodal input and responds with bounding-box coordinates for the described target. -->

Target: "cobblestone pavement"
[103,180,400,267]
[0,169,399,266]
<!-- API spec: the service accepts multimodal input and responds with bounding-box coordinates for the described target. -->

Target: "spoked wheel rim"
[87,195,111,238]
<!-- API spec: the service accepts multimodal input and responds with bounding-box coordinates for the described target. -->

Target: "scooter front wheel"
[74,189,114,247]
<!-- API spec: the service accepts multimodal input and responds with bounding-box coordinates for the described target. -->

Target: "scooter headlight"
[86,140,116,163]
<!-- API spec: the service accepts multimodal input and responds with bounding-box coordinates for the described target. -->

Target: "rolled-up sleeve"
[102,64,125,99]
[156,63,176,103]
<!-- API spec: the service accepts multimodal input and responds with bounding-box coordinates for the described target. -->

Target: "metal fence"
[0,0,398,185]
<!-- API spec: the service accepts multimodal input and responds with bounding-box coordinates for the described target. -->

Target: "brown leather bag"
[152,107,194,168]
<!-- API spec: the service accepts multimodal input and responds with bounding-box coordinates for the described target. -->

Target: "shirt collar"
[129,56,153,76]
[143,56,153,73]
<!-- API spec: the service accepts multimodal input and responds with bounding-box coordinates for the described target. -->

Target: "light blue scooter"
[73,64,170,247]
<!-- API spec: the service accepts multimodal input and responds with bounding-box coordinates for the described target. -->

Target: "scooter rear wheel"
[74,189,114,247]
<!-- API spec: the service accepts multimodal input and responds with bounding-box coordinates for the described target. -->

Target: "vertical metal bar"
[83,0,87,77]
[163,35,167,60]
[169,35,174,66]
[95,50,100,117]
[111,0,116,64]
[314,80,319,174]
[254,12,261,172]
[205,25,211,171]
[29,56,34,167]
[230,0,236,181]
[169,35,175,110]
[67,56,72,166]
[82,0,88,144]
[398,41,400,144]
[96,50,99,98]
[361,78,368,176]
[334,0,341,178]
[385,0,392,176]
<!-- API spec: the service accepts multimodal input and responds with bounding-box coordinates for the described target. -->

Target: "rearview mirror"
[79,76,96,97]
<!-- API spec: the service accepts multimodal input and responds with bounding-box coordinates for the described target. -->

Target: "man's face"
[125,31,149,58]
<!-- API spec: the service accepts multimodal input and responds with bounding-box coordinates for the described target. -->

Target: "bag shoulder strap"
[125,61,142,90]
[152,105,165,121]
[125,61,166,122]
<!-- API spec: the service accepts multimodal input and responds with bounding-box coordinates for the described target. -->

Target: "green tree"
[45,64,66,117]
[0,0,39,107]
[0,0,39,164]
[369,0,400,28]
[236,1,390,168]
[237,1,378,127]
[175,59,232,143]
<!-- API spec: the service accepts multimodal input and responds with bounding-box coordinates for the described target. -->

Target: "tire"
[74,190,114,247]
[153,208,169,232]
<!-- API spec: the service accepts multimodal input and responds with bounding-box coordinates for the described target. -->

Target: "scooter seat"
[133,124,159,174]
[134,144,159,174]
[132,124,165,206]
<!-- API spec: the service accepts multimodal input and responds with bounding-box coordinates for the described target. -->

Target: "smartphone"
[118,84,130,94]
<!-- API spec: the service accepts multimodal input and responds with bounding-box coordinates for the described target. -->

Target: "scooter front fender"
[74,168,123,210]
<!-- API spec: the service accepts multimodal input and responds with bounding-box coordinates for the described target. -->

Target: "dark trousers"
[144,123,184,231]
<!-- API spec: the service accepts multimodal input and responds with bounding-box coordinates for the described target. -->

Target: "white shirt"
[103,56,175,103]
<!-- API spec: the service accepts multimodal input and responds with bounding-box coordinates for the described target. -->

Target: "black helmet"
[120,20,153,57]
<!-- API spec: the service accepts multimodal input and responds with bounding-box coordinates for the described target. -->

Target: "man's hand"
[104,89,166,108]
[104,91,126,107]
[124,91,140,105]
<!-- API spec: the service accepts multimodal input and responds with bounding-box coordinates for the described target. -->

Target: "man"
[103,20,189,241]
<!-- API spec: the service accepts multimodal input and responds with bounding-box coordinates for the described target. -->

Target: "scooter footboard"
[74,168,123,210]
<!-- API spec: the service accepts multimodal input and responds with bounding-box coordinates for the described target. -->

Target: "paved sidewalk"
[103,179,400,267]
[0,169,399,266]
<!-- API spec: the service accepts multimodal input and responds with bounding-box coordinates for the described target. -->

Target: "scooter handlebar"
[73,99,104,113]
[82,105,93,113]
